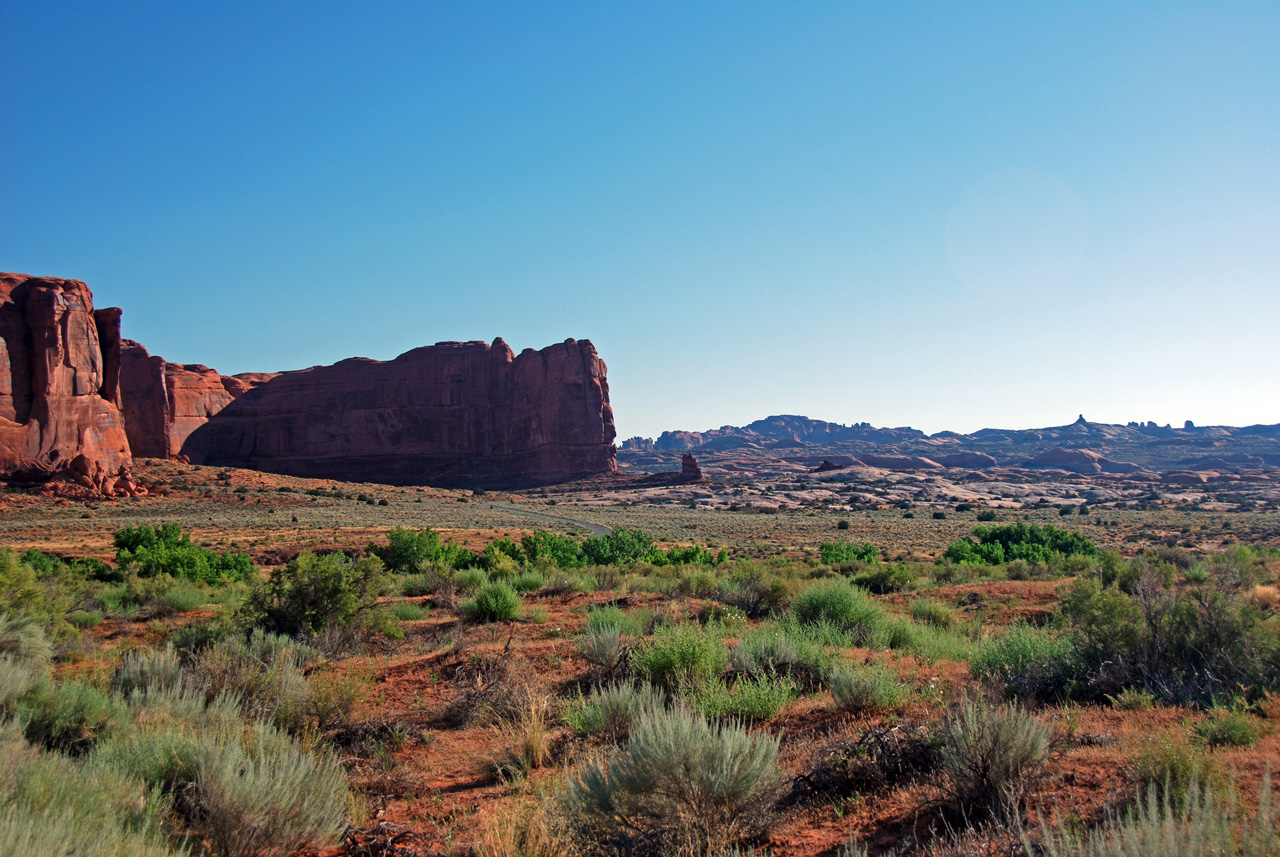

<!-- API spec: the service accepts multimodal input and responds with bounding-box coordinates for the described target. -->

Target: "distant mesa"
[619,435,654,452]
[809,459,846,473]
[0,273,141,496]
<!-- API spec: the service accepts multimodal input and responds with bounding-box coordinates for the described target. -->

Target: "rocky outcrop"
[857,454,944,471]
[619,436,655,452]
[681,453,703,481]
[0,273,138,495]
[935,451,999,469]
[1024,448,1148,475]
[156,338,616,487]
[118,340,277,459]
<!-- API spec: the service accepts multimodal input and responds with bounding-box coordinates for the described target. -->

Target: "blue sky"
[3,2,1277,438]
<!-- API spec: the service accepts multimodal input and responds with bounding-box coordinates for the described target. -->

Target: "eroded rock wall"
[0,273,136,494]
[119,337,616,486]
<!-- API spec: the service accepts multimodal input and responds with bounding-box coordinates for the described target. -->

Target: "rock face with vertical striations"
[0,273,138,495]
[117,340,277,460]
[120,337,617,487]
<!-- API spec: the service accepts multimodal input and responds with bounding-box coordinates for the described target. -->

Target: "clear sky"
[3,2,1277,439]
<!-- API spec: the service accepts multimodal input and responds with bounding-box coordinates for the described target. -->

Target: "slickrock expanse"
[0,273,139,495]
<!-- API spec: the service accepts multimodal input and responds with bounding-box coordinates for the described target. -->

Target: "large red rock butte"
[0,273,139,495]
[120,337,617,487]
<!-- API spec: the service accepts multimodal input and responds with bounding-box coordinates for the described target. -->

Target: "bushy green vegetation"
[371,526,477,572]
[115,524,253,583]
[241,551,389,637]
[942,522,1096,565]
[820,540,880,564]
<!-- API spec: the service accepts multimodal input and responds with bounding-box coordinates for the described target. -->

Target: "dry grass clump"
[448,655,549,727]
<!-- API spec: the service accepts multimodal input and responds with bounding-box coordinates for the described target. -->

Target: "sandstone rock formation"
[161,338,616,487]
[935,451,999,469]
[0,273,138,495]
[681,453,703,481]
[1024,448,1148,475]
[857,454,944,471]
[118,340,276,459]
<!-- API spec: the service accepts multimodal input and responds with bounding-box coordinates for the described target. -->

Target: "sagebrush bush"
[576,625,627,675]
[0,727,175,857]
[195,724,348,857]
[631,624,729,693]
[21,679,128,754]
[1131,731,1224,805]
[1027,772,1277,857]
[112,645,183,697]
[939,699,1050,820]
[1193,709,1259,748]
[511,571,546,594]
[830,663,907,713]
[0,612,54,665]
[186,630,320,731]
[455,568,490,593]
[389,601,427,621]
[0,655,36,716]
[463,582,522,622]
[563,705,779,854]
[1107,687,1156,712]
[565,682,666,740]
[586,604,649,637]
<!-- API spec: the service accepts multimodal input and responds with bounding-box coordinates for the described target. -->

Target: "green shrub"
[586,604,648,637]
[970,623,1079,701]
[186,630,320,731]
[563,705,779,854]
[240,552,388,636]
[389,601,427,621]
[792,579,885,643]
[850,564,919,594]
[820,541,880,564]
[70,609,105,628]
[463,582,522,622]
[454,568,489,593]
[939,699,1050,820]
[576,625,627,675]
[976,510,999,522]
[582,528,657,566]
[112,645,183,697]
[942,522,1096,566]
[114,523,253,583]
[564,682,666,739]
[195,724,348,857]
[510,571,546,594]
[0,728,175,857]
[729,627,828,690]
[1130,731,1225,806]
[909,598,956,629]
[372,526,476,573]
[1107,687,1156,712]
[1193,709,1259,748]
[716,567,792,618]
[631,625,729,693]
[690,674,795,722]
[0,555,81,639]
[21,680,128,754]
[521,531,585,569]
[829,663,907,713]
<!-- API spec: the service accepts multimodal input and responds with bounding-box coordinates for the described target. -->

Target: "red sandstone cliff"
[0,273,138,495]
[118,340,277,459]
[119,337,616,487]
